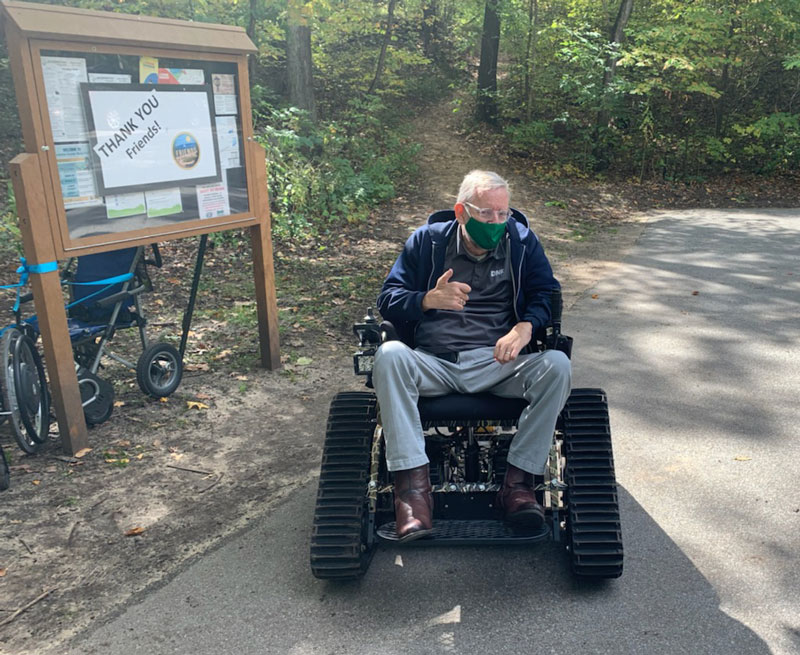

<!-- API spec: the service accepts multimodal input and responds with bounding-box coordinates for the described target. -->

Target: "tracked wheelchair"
[310,290,623,580]
[0,245,183,458]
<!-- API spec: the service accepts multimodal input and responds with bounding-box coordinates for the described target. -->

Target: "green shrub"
[254,96,419,240]
[733,113,800,174]
[0,182,21,259]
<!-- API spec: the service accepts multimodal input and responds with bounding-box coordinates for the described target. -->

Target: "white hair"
[456,170,510,204]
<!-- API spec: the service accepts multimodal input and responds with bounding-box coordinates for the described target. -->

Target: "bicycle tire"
[12,333,50,445]
[1,328,40,454]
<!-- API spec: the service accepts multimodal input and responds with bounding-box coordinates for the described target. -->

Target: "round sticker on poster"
[172,133,200,169]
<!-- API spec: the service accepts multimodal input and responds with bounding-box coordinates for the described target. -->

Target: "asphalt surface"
[70,208,800,655]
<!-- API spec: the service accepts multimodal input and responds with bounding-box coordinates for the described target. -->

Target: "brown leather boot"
[496,463,545,529]
[393,464,433,542]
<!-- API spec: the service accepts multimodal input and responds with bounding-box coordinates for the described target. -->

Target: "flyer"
[145,187,182,218]
[55,143,102,208]
[158,68,205,85]
[139,56,159,84]
[212,74,237,115]
[106,191,146,219]
[215,115,240,169]
[88,73,131,84]
[196,179,230,219]
[41,56,89,142]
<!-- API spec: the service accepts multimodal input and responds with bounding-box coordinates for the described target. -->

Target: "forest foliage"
[0,0,798,239]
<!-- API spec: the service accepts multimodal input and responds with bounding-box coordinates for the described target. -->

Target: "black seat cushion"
[418,393,528,424]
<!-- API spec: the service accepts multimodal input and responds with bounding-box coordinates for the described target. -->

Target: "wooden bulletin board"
[2,0,280,453]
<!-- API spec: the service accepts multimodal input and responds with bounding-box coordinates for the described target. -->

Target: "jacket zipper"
[512,238,525,323]
[415,235,439,344]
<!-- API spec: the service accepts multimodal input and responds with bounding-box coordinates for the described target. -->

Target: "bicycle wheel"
[1,328,40,454]
[12,334,50,445]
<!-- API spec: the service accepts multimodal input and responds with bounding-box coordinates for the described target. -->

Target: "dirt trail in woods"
[0,99,646,655]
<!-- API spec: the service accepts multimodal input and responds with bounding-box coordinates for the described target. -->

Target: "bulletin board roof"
[1,0,257,55]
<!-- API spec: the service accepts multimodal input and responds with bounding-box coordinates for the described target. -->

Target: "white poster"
[106,191,146,219]
[88,73,131,84]
[55,143,102,208]
[145,187,182,218]
[212,74,237,115]
[158,68,205,85]
[85,87,220,193]
[215,115,240,169]
[196,179,230,219]
[42,56,89,142]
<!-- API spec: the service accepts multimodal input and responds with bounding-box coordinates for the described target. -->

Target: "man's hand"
[421,269,471,311]
[494,322,533,364]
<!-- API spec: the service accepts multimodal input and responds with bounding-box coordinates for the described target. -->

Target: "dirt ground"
[0,99,796,655]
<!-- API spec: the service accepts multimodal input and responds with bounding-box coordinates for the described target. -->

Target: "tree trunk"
[600,0,634,95]
[247,0,258,81]
[523,0,538,121]
[368,0,397,94]
[422,0,439,62]
[476,0,501,125]
[287,0,317,121]
[715,17,737,138]
[594,0,634,167]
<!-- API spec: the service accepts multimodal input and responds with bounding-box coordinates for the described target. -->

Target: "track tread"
[310,391,376,580]
[563,388,624,579]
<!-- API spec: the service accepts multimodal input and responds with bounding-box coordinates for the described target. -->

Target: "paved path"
[69,209,800,655]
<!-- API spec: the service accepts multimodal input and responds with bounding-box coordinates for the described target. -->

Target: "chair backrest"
[69,247,139,322]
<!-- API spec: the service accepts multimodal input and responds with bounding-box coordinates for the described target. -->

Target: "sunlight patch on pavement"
[426,605,461,626]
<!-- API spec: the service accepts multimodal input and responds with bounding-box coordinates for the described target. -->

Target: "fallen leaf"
[0,568,6,577]
[124,527,145,537]
[74,448,92,458]
[296,356,313,366]
[117,440,131,447]
[235,375,248,381]
[186,400,209,410]
[32,480,41,486]
[113,401,125,408]
[170,452,184,461]
[167,278,181,285]
[591,294,599,299]
[159,397,168,403]
[214,349,232,360]
[734,455,751,461]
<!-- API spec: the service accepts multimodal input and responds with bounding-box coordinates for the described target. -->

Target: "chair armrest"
[379,320,399,342]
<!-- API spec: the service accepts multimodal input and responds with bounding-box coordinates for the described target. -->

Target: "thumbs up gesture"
[421,269,471,311]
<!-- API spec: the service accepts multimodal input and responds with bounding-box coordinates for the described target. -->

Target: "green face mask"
[464,216,506,250]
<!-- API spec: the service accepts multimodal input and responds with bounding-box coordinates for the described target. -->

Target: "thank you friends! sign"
[82,84,221,194]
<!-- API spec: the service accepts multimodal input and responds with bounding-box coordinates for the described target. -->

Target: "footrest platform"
[377,519,550,545]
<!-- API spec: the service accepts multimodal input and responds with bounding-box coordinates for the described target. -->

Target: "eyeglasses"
[464,201,511,222]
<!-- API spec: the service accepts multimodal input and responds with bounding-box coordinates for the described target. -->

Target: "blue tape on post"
[8,258,58,313]
[27,261,58,274]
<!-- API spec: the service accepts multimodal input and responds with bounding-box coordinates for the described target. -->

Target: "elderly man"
[372,170,572,541]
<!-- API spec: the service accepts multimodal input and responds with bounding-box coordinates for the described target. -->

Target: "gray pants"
[372,342,572,474]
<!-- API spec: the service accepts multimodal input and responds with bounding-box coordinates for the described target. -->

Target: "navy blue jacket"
[377,209,559,347]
